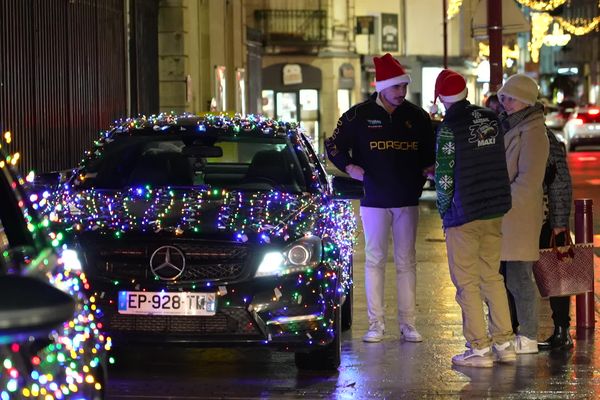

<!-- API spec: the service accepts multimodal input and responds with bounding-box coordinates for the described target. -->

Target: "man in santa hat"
[432,69,515,367]
[325,53,435,343]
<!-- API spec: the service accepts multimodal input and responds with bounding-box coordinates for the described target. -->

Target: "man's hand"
[345,164,364,181]
[423,165,435,180]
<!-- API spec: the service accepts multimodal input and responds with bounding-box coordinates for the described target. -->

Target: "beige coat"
[500,110,549,261]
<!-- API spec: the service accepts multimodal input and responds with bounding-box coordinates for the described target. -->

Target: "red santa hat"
[374,53,411,92]
[431,69,467,113]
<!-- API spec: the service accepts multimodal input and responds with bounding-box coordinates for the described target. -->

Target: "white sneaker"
[492,341,517,363]
[452,347,494,368]
[363,323,384,343]
[514,335,538,354]
[400,324,423,342]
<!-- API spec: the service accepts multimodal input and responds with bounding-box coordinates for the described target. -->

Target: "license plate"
[118,291,216,316]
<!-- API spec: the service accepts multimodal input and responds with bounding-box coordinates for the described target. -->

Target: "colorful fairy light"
[1,141,111,399]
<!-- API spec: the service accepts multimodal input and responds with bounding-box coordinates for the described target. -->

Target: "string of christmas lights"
[1,142,112,399]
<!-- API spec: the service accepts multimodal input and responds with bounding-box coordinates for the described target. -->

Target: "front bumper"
[92,269,339,350]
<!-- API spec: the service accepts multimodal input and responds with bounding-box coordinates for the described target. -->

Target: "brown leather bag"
[533,231,594,298]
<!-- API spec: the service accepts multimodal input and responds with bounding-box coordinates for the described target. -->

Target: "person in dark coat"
[433,69,515,368]
[538,127,573,350]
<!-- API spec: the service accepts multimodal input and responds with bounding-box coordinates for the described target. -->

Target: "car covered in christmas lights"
[0,145,109,399]
[43,113,362,370]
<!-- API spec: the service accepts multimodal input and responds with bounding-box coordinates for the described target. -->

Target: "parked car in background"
[41,113,362,371]
[562,106,600,151]
[0,145,109,399]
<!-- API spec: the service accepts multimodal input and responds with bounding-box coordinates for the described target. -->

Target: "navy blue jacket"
[325,93,435,207]
[438,100,511,227]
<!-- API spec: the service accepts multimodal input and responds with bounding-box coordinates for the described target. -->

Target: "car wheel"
[294,304,341,371]
[341,284,353,331]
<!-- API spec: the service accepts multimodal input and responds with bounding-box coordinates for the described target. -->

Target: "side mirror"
[331,175,364,200]
[0,275,75,343]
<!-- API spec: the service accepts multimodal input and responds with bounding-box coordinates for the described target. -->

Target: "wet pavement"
[107,192,600,399]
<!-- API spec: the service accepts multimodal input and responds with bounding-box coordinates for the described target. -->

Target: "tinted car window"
[77,135,307,192]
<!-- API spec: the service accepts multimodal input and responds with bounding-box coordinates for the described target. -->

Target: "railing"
[254,9,327,48]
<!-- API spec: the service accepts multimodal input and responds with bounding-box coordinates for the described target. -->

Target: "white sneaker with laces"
[363,323,384,343]
[514,335,538,354]
[400,324,423,342]
[452,347,494,368]
[492,340,517,362]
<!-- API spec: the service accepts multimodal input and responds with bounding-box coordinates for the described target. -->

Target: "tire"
[294,305,341,371]
[341,284,353,331]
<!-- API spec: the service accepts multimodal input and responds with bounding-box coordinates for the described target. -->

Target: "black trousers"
[501,221,571,331]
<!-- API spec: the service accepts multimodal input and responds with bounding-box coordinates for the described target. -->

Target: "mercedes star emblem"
[149,245,186,280]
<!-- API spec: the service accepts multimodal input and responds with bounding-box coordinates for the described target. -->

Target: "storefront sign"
[283,64,303,86]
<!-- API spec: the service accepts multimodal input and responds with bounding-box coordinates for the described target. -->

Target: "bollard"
[575,199,594,329]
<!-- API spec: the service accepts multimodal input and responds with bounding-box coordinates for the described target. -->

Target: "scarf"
[499,102,545,132]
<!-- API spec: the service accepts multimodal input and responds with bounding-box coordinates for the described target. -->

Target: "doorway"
[261,89,320,152]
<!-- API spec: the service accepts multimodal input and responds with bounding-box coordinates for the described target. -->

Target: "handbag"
[532,231,594,298]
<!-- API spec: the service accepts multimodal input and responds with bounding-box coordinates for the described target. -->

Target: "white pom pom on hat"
[374,53,411,92]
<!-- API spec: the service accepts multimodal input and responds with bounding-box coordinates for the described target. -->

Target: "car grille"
[84,239,251,283]
[108,307,261,336]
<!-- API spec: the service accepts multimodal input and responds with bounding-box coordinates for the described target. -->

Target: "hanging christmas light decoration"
[478,42,521,67]
[543,22,572,46]
[514,0,568,11]
[447,0,463,19]
[555,15,600,35]
[529,12,554,63]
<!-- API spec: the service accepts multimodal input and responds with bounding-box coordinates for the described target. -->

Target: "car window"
[76,135,307,193]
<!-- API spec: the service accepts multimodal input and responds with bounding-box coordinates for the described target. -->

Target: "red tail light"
[589,108,600,116]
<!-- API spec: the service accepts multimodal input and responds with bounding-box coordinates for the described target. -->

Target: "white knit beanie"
[497,74,539,106]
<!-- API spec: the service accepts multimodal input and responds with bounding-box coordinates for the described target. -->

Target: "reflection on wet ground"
[107,196,600,399]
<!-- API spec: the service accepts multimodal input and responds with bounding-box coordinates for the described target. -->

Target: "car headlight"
[255,235,322,278]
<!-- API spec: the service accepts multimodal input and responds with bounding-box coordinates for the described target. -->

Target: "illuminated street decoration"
[515,0,568,11]
[529,12,554,62]
[447,0,463,19]
[555,15,600,35]
[478,42,520,68]
[543,22,572,46]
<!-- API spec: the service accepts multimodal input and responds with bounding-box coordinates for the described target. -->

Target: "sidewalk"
[338,192,600,399]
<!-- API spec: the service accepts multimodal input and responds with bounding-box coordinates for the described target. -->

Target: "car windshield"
[75,134,309,193]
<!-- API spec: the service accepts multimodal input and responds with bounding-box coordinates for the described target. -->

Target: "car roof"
[106,113,301,141]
